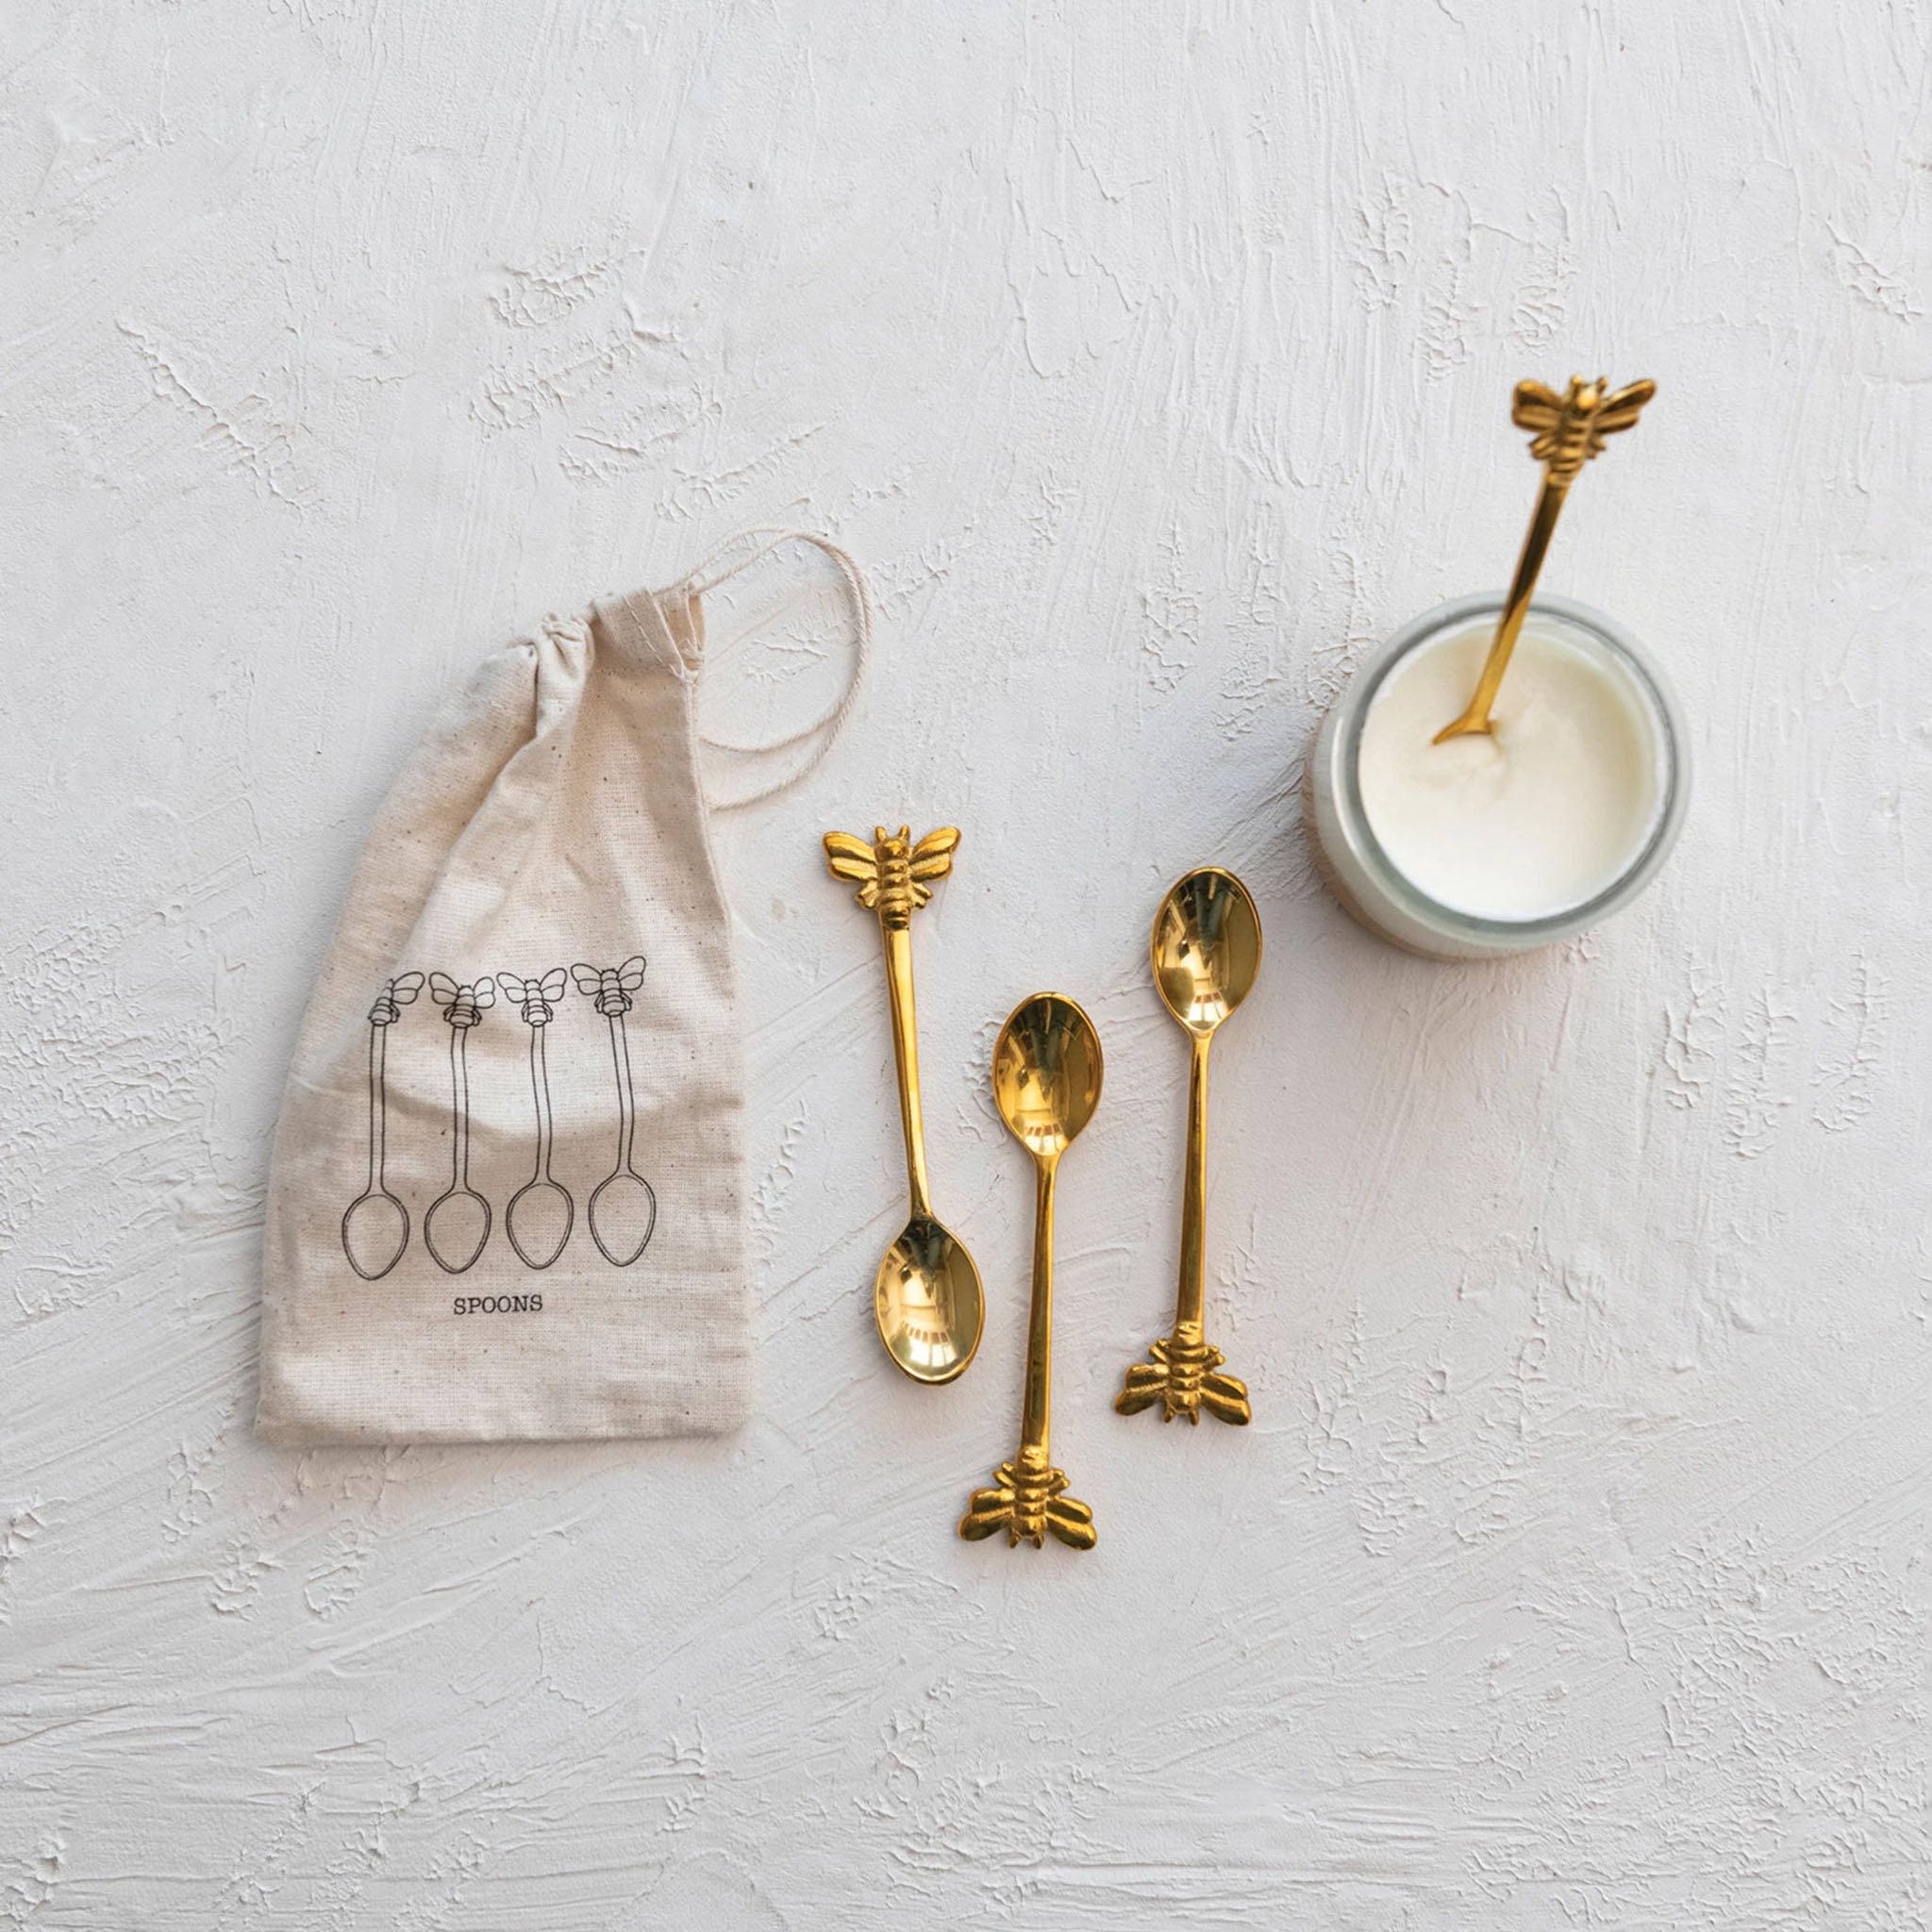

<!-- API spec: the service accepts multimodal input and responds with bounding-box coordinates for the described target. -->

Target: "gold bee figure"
[1116,1333,1252,1427]
[1510,374,1656,484]
[1437,372,1656,741]
[958,1454,1096,1551]
[823,824,960,928]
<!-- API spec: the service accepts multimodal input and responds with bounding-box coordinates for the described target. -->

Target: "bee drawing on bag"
[573,957,658,1266]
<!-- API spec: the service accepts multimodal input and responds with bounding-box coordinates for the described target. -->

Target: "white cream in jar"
[1356,615,1665,922]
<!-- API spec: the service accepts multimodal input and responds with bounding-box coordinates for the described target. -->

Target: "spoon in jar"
[1116,868,1258,1425]
[824,824,983,1385]
[1435,375,1656,742]
[958,992,1102,1550]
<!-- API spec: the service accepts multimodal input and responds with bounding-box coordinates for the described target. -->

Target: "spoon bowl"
[992,993,1104,1157]
[875,1215,984,1384]
[425,1188,491,1274]
[588,1172,657,1268]
[341,1190,409,1281]
[1151,869,1261,1037]
[507,1178,574,1270]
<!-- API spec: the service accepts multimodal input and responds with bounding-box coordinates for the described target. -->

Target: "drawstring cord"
[675,527,872,809]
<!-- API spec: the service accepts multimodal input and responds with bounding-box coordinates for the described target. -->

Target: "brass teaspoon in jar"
[1117,868,1258,1426]
[824,824,984,1384]
[959,992,1101,1551]
[1435,374,1656,742]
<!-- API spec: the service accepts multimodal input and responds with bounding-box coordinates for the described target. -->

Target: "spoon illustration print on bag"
[573,958,657,1265]
[341,972,424,1279]
[425,974,495,1274]
[497,968,574,1268]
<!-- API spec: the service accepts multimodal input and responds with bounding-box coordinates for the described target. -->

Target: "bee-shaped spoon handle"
[1436,375,1656,742]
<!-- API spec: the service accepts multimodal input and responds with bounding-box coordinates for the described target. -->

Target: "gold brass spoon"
[824,824,984,1384]
[959,993,1102,1550]
[1117,868,1259,1426]
[1435,374,1656,742]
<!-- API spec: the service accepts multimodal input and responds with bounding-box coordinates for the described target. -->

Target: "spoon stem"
[527,1025,555,1183]
[364,1022,385,1197]
[447,1027,471,1192]
[1435,475,1570,743]
[1019,1154,1058,1468]
[880,924,933,1220]
[605,1012,638,1176]
[1174,1033,1212,1341]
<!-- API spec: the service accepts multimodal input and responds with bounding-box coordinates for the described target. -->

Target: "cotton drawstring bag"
[257,532,868,1443]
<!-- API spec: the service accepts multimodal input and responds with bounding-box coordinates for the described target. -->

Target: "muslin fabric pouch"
[257,533,867,1444]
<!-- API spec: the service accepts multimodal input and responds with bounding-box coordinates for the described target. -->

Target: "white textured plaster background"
[4,1,1930,1925]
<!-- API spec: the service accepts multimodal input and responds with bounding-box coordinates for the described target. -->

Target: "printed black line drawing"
[572,958,658,1266]
[341,973,425,1279]
[497,968,574,1269]
[425,974,495,1274]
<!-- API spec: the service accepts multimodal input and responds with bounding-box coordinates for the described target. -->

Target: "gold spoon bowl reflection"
[1151,867,1261,1034]
[991,993,1103,1157]
[876,1217,982,1385]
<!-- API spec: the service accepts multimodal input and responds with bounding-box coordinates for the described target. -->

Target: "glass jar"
[1302,592,1690,960]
